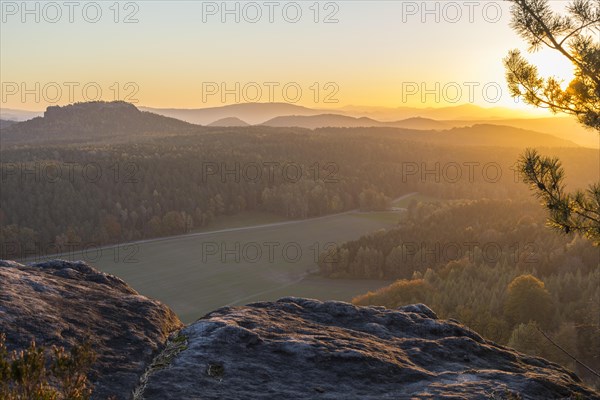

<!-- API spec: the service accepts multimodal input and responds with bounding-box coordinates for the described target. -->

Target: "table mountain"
[1,101,195,144]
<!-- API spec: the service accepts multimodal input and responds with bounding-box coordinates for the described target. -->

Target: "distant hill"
[1,101,583,149]
[140,103,596,147]
[436,124,580,148]
[318,124,579,148]
[262,114,381,129]
[260,111,591,148]
[338,103,541,121]
[260,113,577,147]
[0,119,17,129]
[0,108,43,121]
[393,117,452,130]
[446,117,598,149]
[6,103,593,147]
[208,117,250,127]
[262,114,450,130]
[1,101,196,145]
[142,103,538,125]
[141,103,324,125]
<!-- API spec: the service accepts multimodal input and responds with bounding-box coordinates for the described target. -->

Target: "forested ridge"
[1,125,597,260]
[319,199,598,278]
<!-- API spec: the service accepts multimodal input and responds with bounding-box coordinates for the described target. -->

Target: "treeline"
[318,199,599,278]
[1,128,597,259]
[321,199,599,386]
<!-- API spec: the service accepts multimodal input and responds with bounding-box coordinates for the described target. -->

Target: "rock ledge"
[139,297,599,399]
[0,260,182,400]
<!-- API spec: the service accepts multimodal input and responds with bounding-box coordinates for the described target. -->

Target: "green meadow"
[35,211,400,322]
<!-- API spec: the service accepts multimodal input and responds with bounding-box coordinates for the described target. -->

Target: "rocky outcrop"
[2,260,598,399]
[0,260,182,400]
[139,297,599,400]
[1,101,195,144]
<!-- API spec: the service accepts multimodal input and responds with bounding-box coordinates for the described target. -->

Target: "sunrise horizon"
[0,99,560,117]
[1,1,582,114]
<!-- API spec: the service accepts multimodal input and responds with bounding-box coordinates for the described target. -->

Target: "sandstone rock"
[139,297,599,400]
[0,260,182,400]
[2,261,598,399]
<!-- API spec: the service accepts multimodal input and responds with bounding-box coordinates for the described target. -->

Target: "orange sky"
[0,1,580,115]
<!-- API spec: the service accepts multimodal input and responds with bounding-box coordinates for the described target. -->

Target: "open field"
[30,211,399,322]
[193,211,289,233]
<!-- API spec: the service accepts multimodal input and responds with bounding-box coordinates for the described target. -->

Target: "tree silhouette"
[504,0,600,244]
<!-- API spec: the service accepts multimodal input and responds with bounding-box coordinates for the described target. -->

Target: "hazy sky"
[0,1,581,112]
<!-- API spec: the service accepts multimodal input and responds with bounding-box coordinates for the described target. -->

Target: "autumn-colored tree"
[102,215,122,240]
[162,211,186,235]
[353,279,430,308]
[504,274,554,328]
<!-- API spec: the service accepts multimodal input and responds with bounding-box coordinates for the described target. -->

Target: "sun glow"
[529,49,577,89]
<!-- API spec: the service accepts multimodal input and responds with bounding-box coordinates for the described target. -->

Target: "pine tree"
[504,0,600,244]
